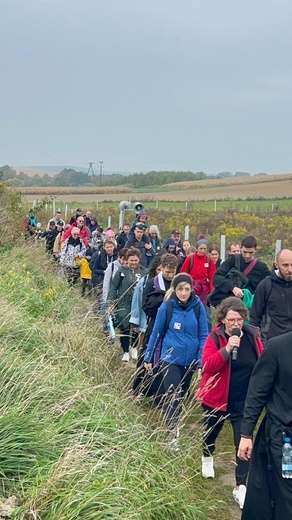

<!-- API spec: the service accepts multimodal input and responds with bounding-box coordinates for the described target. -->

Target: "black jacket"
[116,232,129,251]
[250,270,292,341]
[241,331,292,436]
[125,234,154,267]
[90,247,118,286]
[213,255,270,296]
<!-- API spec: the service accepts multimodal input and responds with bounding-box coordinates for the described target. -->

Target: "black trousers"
[65,267,80,286]
[160,362,195,433]
[243,415,292,520]
[202,401,249,486]
[120,329,138,353]
[81,278,93,296]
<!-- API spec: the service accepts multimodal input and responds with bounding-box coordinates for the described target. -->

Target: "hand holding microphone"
[228,328,241,360]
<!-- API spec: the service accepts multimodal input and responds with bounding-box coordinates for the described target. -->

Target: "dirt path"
[218,459,242,520]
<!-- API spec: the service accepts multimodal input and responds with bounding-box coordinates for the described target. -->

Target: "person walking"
[107,248,147,362]
[181,236,216,330]
[209,235,270,307]
[249,248,292,342]
[144,273,208,446]
[197,297,264,510]
[238,330,292,519]
[59,227,86,286]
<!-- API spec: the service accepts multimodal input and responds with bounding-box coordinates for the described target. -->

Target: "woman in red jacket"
[181,236,216,330]
[197,297,264,511]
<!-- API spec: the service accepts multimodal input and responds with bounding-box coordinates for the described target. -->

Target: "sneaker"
[170,438,180,452]
[130,347,138,360]
[121,352,130,362]
[201,456,215,478]
[233,485,246,509]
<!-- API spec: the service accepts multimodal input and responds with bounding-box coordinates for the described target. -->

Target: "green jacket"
[107,264,148,330]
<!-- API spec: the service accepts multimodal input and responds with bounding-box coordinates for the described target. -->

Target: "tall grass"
[0,242,231,519]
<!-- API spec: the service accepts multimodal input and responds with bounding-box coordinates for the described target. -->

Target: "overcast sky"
[1,0,292,174]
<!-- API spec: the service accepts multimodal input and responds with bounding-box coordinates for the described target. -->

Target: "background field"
[20,173,292,206]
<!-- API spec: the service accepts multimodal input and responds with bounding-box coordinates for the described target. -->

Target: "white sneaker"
[130,347,138,360]
[233,485,246,509]
[121,352,130,362]
[170,438,180,452]
[201,456,215,478]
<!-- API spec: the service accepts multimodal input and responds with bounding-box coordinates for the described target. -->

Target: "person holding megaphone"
[196,297,264,511]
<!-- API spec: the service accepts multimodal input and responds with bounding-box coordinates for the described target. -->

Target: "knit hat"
[105,228,115,238]
[71,227,80,236]
[165,238,176,248]
[149,225,159,234]
[173,274,193,290]
[196,236,208,248]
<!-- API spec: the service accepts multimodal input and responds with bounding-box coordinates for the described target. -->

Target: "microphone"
[231,327,241,360]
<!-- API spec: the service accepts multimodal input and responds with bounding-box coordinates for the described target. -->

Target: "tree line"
[0,164,266,188]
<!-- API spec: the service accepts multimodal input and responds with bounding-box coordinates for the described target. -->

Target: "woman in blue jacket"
[144,273,208,444]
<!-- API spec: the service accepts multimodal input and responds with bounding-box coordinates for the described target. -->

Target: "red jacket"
[196,323,264,411]
[63,224,91,247]
[181,252,216,304]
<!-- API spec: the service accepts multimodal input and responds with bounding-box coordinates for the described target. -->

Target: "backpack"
[262,276,273,312]
[152,298,201,366]
[256,276,273,342]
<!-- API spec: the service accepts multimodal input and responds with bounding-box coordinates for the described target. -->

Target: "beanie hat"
[105,228,115,238]
[173,274,193,290]
[71,227,80,236]
[149,225,159,234]
[196,235,208,248]
[165,238,176,248]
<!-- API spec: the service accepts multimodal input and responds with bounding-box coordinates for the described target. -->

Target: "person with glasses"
[63,216,91,247]
[196,297,264,510]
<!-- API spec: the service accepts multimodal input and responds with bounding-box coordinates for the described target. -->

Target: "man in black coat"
[125,224,154,267]
[116,223,130,251]
[210,235,270,306]
[250,248,292,342]
[238,331,292,519]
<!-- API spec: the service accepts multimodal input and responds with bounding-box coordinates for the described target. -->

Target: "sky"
[1,0,292,175]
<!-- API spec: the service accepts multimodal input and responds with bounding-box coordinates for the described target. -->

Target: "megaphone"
[134,202,145,215]
[119,201,130,211]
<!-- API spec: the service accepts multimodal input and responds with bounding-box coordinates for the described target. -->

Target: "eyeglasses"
[225,318,244,325]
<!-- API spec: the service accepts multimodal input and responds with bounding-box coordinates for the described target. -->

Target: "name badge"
[174,322,181,330]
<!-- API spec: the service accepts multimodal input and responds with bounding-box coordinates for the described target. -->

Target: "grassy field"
[0,241,242,519]
[19,173,292,205]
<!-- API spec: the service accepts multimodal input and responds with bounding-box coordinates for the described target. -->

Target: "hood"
[165,238,176,248]
[270,269,292,286]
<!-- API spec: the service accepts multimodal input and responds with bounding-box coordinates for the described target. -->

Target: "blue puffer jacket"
[144,296,208,368]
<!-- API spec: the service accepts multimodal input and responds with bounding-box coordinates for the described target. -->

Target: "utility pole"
[99,161,103,186]
[87,162,97,185]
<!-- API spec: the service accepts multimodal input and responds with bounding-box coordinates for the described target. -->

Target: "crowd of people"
[28,205,292,518]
